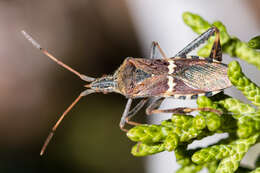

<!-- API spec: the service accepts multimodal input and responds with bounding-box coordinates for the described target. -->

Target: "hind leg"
[145,97,165,115]
[209,27,222,62]
[145,97,222,115]
[149,107,222,115]
[175,27,220,59]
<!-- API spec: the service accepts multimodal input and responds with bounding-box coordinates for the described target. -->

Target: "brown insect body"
[91,56,231,99]
[22,27,231,155]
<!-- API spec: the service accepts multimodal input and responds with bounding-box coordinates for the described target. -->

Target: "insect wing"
[175,60,231,91]
[130,75,169,97]
[129,58,169,75]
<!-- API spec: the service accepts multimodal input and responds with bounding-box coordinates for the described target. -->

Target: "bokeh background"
[0,0,259,173]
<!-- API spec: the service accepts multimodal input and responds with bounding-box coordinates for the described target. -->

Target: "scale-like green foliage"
[249,167,260,173]
[127,12,260,173]
[248,36,260,49]
[228,61,260,107]
[183,12,260,70]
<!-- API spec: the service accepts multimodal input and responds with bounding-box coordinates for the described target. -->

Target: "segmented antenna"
[39,89,95,156]
[21,30,97,155]
[40,94,83,156]
[21,30,95,82]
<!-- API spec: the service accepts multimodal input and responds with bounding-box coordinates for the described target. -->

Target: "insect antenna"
[21,30,95,82]
[40,89,95,156]
[21,31,97,155]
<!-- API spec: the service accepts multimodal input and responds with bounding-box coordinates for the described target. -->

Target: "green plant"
[127,12,260,173]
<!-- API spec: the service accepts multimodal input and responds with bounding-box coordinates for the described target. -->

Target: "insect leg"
[125,98,149,126]
[150,41,167,59]
[149,107,222,115]
[145,97,165,115]
[175,27,218,57]
[40,89,96,156]
[209,27,222,62]
[119,98,133,132]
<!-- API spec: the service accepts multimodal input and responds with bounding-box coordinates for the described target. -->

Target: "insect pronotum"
[21,27,231,155]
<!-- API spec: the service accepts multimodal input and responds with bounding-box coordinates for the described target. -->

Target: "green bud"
[182,12,211,34]
[184,12,260,69]
[197,96,214,108]
[127,125,168,144]
[228,61,260,106]
[248,36,260,49]
[206,113,221,131]
[164,133,179,151]
[249,167,260,173]
[218,98,256,115]
[171,114,193,129]
[192,145,233,164]
[131,143,165,156]
[216,135,259,173]
[193,115,206,130]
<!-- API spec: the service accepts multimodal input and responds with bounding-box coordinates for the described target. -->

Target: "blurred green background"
[0,0,145,172]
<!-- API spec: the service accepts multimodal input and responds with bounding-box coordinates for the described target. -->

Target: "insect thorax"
[115,58,153,96]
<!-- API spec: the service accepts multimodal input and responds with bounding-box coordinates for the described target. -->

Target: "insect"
[21,26,232,155]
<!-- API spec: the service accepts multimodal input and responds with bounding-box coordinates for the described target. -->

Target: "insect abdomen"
[164,57,231,99]
[179,62,231,91]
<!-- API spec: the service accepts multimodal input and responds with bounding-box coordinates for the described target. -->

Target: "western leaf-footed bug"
[21,26,231,155]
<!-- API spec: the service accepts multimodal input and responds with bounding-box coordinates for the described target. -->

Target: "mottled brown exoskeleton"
[22,27,232,155]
